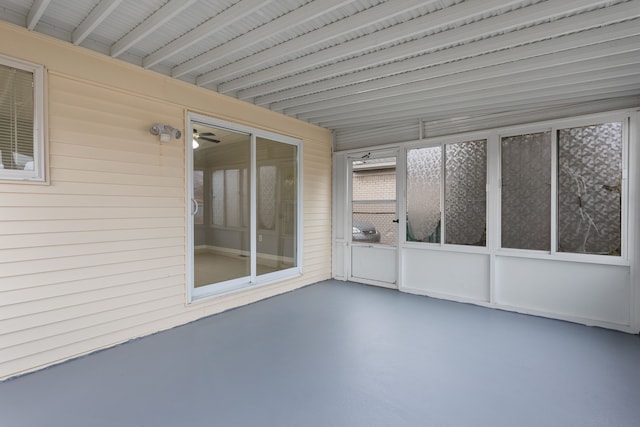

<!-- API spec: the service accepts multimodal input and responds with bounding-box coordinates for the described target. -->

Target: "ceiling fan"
[192,128,220,148]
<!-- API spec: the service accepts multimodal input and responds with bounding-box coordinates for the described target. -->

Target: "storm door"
[348,151,399,288]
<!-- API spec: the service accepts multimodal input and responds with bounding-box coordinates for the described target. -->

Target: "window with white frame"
[0,55,45,181]
[406,138,487,246]
[500,119,625,257]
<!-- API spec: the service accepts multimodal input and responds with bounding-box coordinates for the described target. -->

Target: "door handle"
[392,219,399,223]
[191,198,199,216]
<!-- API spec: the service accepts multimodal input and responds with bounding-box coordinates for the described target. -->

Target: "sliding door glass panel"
[557,122,622,255]
[406,147,441,243]
[256,137,298,274]
[501,132,551,250]
[212,169,224,227]
[225,169,241,228]
[445,140,487,246]
[193,126,251,287]
[193,170,204,225]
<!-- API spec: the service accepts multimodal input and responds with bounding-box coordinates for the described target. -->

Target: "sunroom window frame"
[0,54,46,182]
[404,131,490,252]
[496,112,630,265]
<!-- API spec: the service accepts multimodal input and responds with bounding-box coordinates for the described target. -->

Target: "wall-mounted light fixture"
[149,123,182,142]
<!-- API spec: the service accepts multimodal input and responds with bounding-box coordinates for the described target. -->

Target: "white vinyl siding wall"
[0,23,332,380]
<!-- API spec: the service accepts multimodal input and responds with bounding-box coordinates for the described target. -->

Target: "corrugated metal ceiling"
[1,0,638,149]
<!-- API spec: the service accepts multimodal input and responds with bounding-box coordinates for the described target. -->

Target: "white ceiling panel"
[0,0,638,149]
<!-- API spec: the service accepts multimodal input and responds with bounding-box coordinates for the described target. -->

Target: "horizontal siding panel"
[0,237,183,263]
[0,290,185,363]
[0,276,184,337]
[49,75,178,110]
[50,154,183,177]
[50,168,184,188]
[0,218,185,235]
[0,193,182,208]
[50,141,184,169]
[0,256,185,291]
[0,247,184,277]
[0,227,184,249]
[0,180,184,197]
[0,207,184,221]
[0,305,192,379]
[49,127,185,158]
[0,265,184,306]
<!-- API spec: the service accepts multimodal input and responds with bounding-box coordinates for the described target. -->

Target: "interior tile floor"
[1,280,639,427]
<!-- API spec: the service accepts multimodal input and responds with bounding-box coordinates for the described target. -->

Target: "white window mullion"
[250,133,257,281]
[621,116,630,260]
[440,143,446,246]
[550,127,558,255]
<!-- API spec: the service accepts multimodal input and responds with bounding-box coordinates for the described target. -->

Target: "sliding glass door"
[188,114,301,300]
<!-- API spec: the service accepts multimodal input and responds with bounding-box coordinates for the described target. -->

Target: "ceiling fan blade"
[200,136,220,143]
[199,132,217,137]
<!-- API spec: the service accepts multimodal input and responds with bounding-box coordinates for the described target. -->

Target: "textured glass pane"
[558,122,622,256]
[256,137,298,273]
[0,64,34,171]
[445,140,487,246]
[501,132,551,250]
[406,147,441,243]
[352,157,397,246]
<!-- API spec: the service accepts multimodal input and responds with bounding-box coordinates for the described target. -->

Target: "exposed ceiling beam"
[143,0,272,69]
[26,0,51,30]
[266,18,640,111]
[285,39,640,117]
[316,78,640,128]
[172,0,356,78]
[217,0,530,93]
[110,0,198,58]
[72,0,123,45]
[240,0,631,102]
[195,0,441,86]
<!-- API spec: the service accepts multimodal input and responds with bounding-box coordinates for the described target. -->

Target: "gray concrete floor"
[2,280,640,427]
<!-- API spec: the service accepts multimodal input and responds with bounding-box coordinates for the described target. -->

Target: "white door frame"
[347,148,401,289]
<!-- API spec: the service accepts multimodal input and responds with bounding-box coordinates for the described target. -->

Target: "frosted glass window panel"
[406,147,441,242]
[501,132,551,250]
[558,122,622,256]
[445,140,487,246]
[212,170,224,226]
